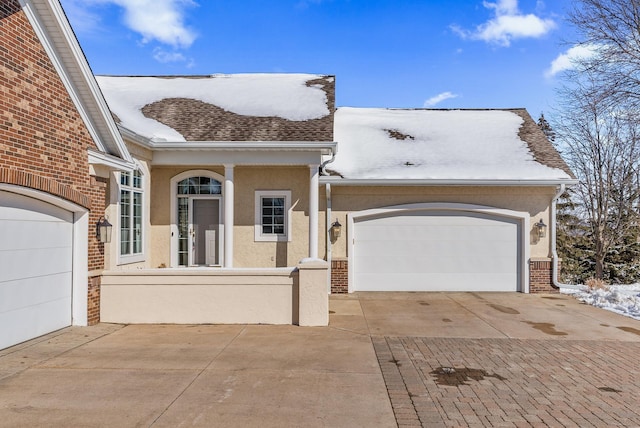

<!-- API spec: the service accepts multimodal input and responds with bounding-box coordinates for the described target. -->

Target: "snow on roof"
[96,74,332,141]
[330,107,573,180]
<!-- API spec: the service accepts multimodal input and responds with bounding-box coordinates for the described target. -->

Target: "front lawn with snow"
[561,284,640,320]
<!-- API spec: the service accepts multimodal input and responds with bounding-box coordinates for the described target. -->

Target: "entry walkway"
[0,292,639,427]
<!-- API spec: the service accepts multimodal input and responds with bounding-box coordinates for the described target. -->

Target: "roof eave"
[319,177,579,186]
[20,0,132,163]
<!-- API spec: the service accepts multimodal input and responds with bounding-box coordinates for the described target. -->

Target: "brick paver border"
[374,337,640,427]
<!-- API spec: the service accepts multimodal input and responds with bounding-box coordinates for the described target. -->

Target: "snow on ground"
[331,107,573,180]
[97,74,330,142]
[560,284,640,320]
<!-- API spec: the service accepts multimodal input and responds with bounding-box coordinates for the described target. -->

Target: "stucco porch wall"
[100,262,329,325]
[101,268,299,325]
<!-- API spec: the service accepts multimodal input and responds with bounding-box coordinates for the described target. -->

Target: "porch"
[100,261,329,326]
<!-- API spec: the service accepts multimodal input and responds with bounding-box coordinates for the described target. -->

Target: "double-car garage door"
[352,209,522,292]
[0,191,73,349]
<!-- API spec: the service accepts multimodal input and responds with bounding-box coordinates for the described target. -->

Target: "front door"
[190,198,220,266]
[177,196,221,266]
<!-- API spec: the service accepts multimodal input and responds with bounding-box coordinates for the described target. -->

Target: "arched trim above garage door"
[0,183,89,327]
[347,203,531,293]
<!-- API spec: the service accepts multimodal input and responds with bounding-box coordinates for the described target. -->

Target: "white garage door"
[0,191,73,349]
[353,210,521,292]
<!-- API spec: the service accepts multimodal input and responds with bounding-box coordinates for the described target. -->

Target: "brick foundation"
[331,259,348,294]
[87,276,101,325]
[529,259,560,293]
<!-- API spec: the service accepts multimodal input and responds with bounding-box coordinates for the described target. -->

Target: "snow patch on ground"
[561,284,640,320]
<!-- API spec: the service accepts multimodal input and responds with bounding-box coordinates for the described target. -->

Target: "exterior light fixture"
[535,219,547,239]
[330,218,342,239]
[96,216,113,244]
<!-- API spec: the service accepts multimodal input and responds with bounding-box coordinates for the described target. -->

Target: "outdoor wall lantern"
[330,218,342,240]
[96,216,113,244]
[535,219,547,239]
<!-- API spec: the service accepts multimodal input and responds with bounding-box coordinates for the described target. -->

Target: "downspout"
[326,183,332,294]
[551,184,569,288]
[321,149,337,294]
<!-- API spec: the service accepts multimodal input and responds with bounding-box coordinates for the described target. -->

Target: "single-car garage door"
[352,210,521,292]
[0,191,73,349]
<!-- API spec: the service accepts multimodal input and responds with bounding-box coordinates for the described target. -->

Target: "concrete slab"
[154,370,395,428]
[0,367,198,427]
[39,324,245,370]
[1,291,640,427]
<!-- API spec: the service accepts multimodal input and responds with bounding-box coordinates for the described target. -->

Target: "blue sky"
[60,0,584,118]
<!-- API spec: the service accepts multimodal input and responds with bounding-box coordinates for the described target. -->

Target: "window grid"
[120,170,143,257]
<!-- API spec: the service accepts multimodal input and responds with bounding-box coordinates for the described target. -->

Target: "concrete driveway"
[0,292,639,427]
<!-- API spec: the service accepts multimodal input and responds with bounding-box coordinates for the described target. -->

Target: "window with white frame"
[119,169,144,262]
[255,190,291,242]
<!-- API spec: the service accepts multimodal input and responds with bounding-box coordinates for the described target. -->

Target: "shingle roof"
[97,74,335,142]
[329,107,575,181]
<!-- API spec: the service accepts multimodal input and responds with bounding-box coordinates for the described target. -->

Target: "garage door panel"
[0,191,73,350]
[0,246,73,283]
[0,219,72,251]
[0,272,73,313]
[0,297,72,350]
[356,272,517,292]
[353,210,521,292]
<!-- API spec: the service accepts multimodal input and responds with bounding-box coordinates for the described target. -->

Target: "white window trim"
[255,190,292,242]
[118,168,145,264]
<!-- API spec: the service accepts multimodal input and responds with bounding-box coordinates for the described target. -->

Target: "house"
[0,0,134,349]
[1,0,576,349]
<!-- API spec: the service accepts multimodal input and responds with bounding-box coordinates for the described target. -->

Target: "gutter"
[319,178,579,187]
[325,183,332,294]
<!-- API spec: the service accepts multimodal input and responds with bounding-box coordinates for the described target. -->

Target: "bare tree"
[567,0,640,113]
[554,71,640,279]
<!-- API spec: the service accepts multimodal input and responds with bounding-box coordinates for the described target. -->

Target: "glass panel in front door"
[192,199,220,266]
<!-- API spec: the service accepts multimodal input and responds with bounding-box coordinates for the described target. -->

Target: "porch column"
[224,164,234,267]
[309,164,319,259]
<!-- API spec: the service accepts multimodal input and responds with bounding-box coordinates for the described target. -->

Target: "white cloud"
[109,0,197,48]
[63,0,197,48]
[545,44,599,78]
[153,48,186,63]
[453,0,556,47]
[424,92,459,107]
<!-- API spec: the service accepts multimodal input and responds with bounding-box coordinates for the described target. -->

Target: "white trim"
[117,166,145,265]
[140,139,336,154]
[309,166,319,258]
[320,177,579,187]
[347,202,530,294]
[254,190,292,242]
[88,149,135,172]
[170,170,225,267]
[18,0,132,163]
[224,165,234,268]
[0,184,89,326]
[153,150,325,166]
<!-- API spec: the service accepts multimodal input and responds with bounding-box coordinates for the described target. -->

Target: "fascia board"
[88,149,135,171]
[318,178,579,186]
[149,141,337,154]
[19,0,132,163]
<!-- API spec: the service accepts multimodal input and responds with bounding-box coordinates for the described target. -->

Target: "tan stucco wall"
[147,166,312,269]
[320,185,556,260]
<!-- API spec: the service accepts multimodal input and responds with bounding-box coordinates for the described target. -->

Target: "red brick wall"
[529,259,560,293]
[331,259,348,293]
[1,2,106,320]
[87,276,101,325]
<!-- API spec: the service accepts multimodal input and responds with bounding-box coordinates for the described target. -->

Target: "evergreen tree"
[537,113,556,142]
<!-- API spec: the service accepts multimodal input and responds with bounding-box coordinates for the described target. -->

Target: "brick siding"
[1,2,106,321]
[331,259,348,294]
[87,275,101,325]
[529,259,560,293]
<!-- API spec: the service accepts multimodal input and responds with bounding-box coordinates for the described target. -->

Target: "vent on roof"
[386,129,415,141]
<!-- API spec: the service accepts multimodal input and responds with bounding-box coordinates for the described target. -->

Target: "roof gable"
[19,0,132,165]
